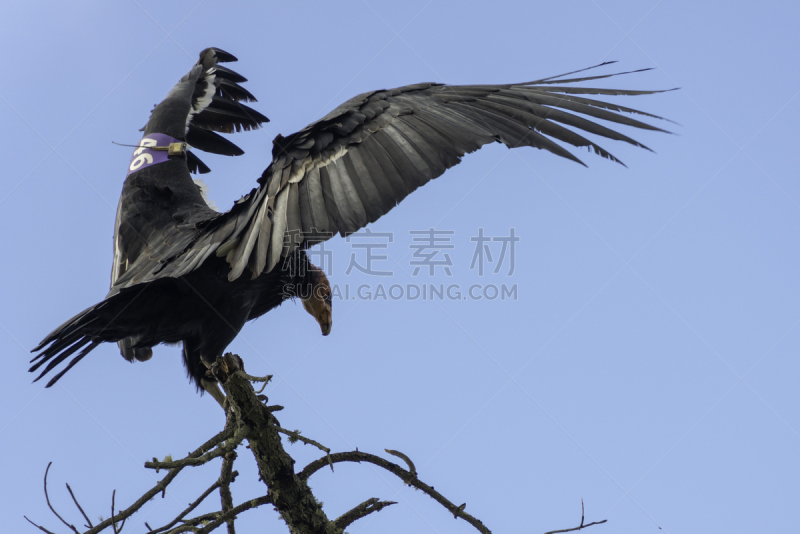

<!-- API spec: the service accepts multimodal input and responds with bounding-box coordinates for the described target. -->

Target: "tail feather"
[31,337,93,382]
[31,293,134,386]
[44,341,101,388]
[31,309,97,353]
[29,331,86,372]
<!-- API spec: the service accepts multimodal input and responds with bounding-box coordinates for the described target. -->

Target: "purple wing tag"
[126,133,183,177]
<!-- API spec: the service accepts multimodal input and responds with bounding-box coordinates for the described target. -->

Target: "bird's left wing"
[110,48,266,294]
[116,63,674,287]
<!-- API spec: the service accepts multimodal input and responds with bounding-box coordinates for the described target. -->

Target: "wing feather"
[266,185,289,272]
[341,151,384,221]
[318,167,343,236]
[349,145,397,212]
[360,136,411,200]
[120,64,673,284]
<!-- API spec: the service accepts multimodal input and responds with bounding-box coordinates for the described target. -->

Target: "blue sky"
[1,1,798,533]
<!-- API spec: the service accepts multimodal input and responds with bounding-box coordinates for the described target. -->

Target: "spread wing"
[110,47,267,360]
[114,62,673,288]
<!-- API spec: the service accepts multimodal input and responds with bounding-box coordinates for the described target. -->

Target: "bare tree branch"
[147,480,223,534]
[24,515,57,534]
[240,372,272,393]
[144,426,248,471]
[334,498,396,530]
[110,490,125,534]
[384,449,417,478]
[277,427,333,472]
[194,497,272,534]
[65,484,93,529]
[543,499,607,534]
[299,451,491,534]
[42,463,80,534]
[157,511,223,534]
[219,448,237,534]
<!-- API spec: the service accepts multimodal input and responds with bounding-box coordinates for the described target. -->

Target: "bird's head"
[301,264,332,336]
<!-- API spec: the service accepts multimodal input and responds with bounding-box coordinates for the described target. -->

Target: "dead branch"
[277,427,333,472]
[219,448,237,534]
[42,463,80,534]
[24,515,57,534]
[193,497,272,534]
[384,449,417,478]
[334,498,397,530]
[110,490,125,534]
[299,450,491,534]
[65,484,92,530]
[543,499,607,534]
[240,372,272,393]
[146,480,224,534]
[144,426,248,471]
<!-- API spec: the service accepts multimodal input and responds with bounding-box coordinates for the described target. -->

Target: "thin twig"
[160,511,224,534]
[181,511,221,524]
[147,481,223,534]
[145,427,248,471]
[24,516,57,534]
[153,523,199,534]
[384,449,417,478]
[111,490,126,534]
[277,427,334,471]
[194,497,271,534]
[42,463,80,534]
[239,372,272,393]
[300,451,491,534]
[65,483,93,529]
[334,497,397,530]
[543,499,607,534]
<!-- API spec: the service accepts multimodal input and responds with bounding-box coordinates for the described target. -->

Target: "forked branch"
[543,499,607,534]
[300,450,491,534]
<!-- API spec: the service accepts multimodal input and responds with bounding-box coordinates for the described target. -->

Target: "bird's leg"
[200,355,229,411]
[200,376,227,410]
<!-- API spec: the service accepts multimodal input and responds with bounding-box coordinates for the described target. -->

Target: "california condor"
[30,48,671,406]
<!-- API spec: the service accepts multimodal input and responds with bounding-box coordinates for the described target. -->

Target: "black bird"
[31,48,671,406]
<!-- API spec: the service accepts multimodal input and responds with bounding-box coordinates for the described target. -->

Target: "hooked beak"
[301,262,333,337]
[302,295,332,337]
